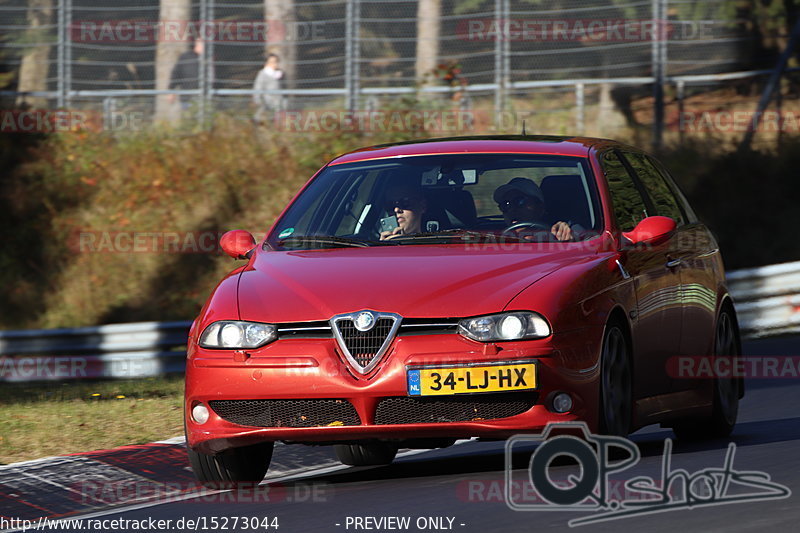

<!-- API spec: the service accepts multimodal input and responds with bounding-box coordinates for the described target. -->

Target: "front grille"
[334,317,396,369]
[276,321,333,339]
[273,317,458,341]
[374,393,537,425]
[398,318,460,336]
[209,399,361,428]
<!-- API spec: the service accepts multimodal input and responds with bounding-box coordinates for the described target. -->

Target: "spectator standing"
[168,38,213,113]
[253,54,285,124]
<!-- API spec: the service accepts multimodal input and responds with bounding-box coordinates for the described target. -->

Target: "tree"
[265,0,296,89]
[415,0,441,86]
[16,0,53,108]
[154,0,190,121]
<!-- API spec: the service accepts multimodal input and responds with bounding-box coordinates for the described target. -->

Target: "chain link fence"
[0,0,783,134]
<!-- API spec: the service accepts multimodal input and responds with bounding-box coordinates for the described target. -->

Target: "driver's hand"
[551,221,573,241]
[380,227,403,241]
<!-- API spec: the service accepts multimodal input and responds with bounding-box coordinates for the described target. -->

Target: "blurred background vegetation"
[1,108,799,331]
[2,0,800,331]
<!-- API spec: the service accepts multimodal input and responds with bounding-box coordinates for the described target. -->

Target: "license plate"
[407,362,537,396]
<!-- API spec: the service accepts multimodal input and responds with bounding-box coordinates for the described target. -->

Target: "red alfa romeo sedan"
[185,136,742,485]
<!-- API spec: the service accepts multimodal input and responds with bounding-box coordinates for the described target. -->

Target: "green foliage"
[2,111,800,330]
[659,139,800,269]
[0,114,438,329]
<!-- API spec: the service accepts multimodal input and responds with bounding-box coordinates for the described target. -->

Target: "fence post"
[502,0,510,106]
[493,0,504,121]
[651,0,666,149]
[65,0,72,108]
[197,0,207,126]
[354,0,361,111]
[676,79,685,144]
[575,83,584,133]
[57,0,64,108]
[345,0,361,112]
[102,96,114,131]
[207,0,215,120]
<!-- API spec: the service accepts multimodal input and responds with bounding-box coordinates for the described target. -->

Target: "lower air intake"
[374,393,537,425]
[209,399,361,428]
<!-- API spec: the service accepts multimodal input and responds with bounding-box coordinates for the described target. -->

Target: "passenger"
[494,177,574,241]
[380,184,428,240]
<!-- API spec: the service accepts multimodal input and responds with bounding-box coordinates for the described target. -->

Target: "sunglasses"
[385,196,422,211]
[498,195,537,213]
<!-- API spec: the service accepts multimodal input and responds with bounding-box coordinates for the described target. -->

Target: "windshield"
[268,153,602,250]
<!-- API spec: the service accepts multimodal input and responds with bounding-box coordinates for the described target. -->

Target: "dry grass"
[0,377,184,465]
[2,118,433,329]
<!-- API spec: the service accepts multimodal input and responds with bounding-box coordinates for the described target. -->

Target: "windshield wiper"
[276,235,379,249]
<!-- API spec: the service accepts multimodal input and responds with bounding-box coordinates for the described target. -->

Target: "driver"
[380,183,428,240]
[494,177,574,241]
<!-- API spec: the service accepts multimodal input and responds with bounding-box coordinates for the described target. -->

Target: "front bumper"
[185,330,602,454]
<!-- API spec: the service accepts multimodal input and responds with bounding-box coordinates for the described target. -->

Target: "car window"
[268,153,603,249]
[647,156,697,223]
[622,152,686,226]
[601,151,648,232]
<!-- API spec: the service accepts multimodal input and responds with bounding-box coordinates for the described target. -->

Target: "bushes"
[0,120,433,329]
[660,140,800,269]
[1,121,797,329]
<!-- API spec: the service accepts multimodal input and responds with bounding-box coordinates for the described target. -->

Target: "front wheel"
[673,308,740,440]
[188,442,274,488]
[334,442,398,466]
[599,322,632,437]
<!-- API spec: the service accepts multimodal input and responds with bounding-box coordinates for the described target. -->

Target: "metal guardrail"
[1,261,798,382]
[727,260,800,339]
[0,321,190,382]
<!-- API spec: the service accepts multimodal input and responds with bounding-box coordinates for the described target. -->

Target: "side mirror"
[220,230,256,259]
[622,216,676,245]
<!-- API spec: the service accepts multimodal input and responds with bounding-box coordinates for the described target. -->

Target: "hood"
[237,244,592,322]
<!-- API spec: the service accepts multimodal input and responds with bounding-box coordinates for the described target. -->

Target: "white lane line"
[153,436,186,445]
[0,437,478,532]
[0,438,185,471]
[16,470,86,497]
[0,454,83,471]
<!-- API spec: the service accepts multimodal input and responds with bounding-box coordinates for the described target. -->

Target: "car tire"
[334,442,398,466]
[187,442,274,488]
[598,321,632,437]
[673,308,740,441]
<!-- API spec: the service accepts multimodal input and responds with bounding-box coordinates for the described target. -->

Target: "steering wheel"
[501,221,551,237]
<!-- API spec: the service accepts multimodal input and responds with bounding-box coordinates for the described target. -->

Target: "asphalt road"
[80,337,800,533]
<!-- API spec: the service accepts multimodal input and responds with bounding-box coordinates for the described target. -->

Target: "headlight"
[199,321,277,349]
[458,312,551,342]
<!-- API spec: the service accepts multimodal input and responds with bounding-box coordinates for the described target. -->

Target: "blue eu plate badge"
[407,369,421,396]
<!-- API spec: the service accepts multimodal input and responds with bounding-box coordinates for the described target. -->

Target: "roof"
[329,135,628,165]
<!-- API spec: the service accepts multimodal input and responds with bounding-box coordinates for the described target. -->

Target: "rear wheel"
[599,322,632,437]
[673,308,740,440]
[188,442,274,488]
[334,442,398,466]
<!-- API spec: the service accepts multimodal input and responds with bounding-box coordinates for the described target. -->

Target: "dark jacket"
[169,51,200,102]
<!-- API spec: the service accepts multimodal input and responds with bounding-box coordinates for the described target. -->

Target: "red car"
[185,136,742,486]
